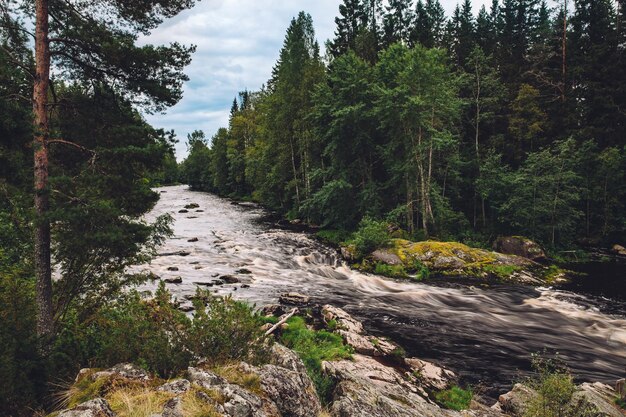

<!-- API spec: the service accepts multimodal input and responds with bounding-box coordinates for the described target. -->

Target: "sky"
[141,0,492,160]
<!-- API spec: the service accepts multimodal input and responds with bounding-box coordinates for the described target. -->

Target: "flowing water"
[135,185,626,396]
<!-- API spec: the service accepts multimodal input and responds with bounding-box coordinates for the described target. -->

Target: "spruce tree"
[328,0,369,58]
[383,0,415,46]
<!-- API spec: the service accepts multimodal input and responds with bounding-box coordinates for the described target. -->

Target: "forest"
[181,0,626,250]
[1,0,626,416]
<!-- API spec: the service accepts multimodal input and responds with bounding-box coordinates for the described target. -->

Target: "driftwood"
[264,308,298,337]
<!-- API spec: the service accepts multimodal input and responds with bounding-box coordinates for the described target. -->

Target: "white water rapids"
[133,185,626,395]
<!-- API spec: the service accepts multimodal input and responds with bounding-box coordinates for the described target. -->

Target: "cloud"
[140,0,493,160]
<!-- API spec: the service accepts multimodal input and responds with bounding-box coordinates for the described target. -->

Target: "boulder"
[164,277,183,284]
[493,236,546,262]
[188,237,199,242]
[89,363,151,382]
[185,203,200,209]
[279,293,310,305]
[160,397,184,417]
[178,209,189,213]
[570,382,625,417]
[261,304,285,317]
[405,357,456,392]
[611,244,626,256]
[321,305,402,358]
[258,344,321,417]
[497,383,537,416]
[221,275,241,284]
[58,398,116,417]
[167,267,179,271]
[187,367,278,417]
[236,268,252,274]
[323,355,458,417]
[340,245,357,262]
[371,249,403,265]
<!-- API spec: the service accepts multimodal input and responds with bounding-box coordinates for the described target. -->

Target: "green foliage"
[435,386,473,411]
[374,262,408,279]
[483,264,521,279]
[347,218,392,258]
[315,229,352,246]
[280,316,352,404]
[523,353,577,417]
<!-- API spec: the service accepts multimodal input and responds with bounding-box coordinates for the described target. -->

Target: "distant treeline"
[180,0,626,249]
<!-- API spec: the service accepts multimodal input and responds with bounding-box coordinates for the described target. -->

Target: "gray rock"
[261,304,285,317]
[185,203,200,209]
[167,267,179,271]
[405,357,456,391]
[279,293,310,305]
[371,249,403,265]
[188,237,199,242]
[493,236,546,261]
[323,355,459,417]
[221,275,241,284]
[497,383,537,416]
[90,363,150,381]
[164,277,183,284]
[188,367,228,388]
[158,379,191,394]
[58,398,116,417]
[161,397,184,417]
[236,268,252,274]
[259,344,321,417]
[178,209,189,213]
[570,382,625,417]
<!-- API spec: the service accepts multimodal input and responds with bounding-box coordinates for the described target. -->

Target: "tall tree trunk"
[561,0,568,103]
[289,136,300,209]
[34,0,54,341]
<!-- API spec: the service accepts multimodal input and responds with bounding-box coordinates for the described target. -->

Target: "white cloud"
[141,0,494,159]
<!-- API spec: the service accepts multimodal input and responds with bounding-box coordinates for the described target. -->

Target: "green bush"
[435,386,473,410]
[523,353,577,417]
[374,262,408,278]
[411,259,430,281]
[347,217,391,258]
[315,229,351,246]
[280,316,352,404]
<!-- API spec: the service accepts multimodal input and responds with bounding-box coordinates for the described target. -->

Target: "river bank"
[132,185,626,399]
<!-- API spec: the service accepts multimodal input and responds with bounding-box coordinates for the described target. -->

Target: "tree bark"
[34,0,54,341]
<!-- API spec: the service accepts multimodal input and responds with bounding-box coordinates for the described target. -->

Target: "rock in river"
[493,236,546,261]
[279,293,310,305]
[164,277,183,284]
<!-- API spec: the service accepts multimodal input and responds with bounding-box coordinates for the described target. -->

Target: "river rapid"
[135,185,626,397]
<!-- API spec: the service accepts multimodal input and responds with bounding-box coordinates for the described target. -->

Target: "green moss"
[326,319,338,331]
[280,316,352,404]
[542,265,566,284]
[435,386,473,411]
[483,264,521,279]
[374,262,408,279]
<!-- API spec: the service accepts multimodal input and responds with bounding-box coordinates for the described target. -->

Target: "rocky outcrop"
[58,398,116,417]
[497,381,625,417]
[612,244,626,257]
[321,304,403,358]
[278,293,310,305]
[363,239,559,285]
[493,236,546,262]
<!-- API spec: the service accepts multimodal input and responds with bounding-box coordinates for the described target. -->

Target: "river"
[134,185,626,397]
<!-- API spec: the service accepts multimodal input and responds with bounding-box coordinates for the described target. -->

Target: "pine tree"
[328,0,369,58]
[412,0,446,48]
[383,0,415,46]
[6,0,195,340]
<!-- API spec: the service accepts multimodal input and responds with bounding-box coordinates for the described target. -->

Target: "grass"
[106,386,221,417]
[107,387,174,417]
[212,364,263,395]
[483,264,521,279]
[434,386,473,411]
[63,374,110,408]
[279,316,352,404]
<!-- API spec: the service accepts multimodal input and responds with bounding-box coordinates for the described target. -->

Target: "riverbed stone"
[405,357,456,391]
[167,266,179,271]
[371,249,403,265]
[279,293,310,305]
[164,277,183,284]
[221,275,240,284]
[188,237,199,242]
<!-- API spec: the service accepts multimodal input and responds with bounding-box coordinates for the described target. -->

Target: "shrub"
[347,217,391,258]
[374,262,408,279]
[435,386,473,410]
[279,316,352,404]
[315,229,351,246]
[523,353,576,417]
